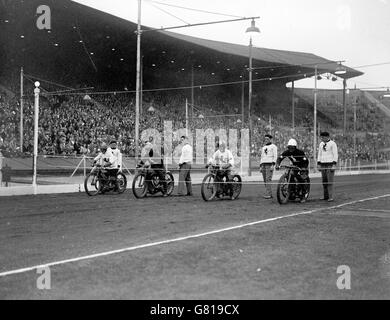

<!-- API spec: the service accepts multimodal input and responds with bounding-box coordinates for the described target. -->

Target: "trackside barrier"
[70,155,88,178]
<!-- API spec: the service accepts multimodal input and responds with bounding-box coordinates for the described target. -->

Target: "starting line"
[0,193,389,278]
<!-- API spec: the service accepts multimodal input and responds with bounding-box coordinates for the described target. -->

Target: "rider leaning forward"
[276,138,309,203]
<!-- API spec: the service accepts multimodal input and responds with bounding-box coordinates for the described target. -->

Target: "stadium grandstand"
[1,0,389,173]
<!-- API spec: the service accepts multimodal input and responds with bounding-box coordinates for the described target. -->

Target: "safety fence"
[1,153,390,187]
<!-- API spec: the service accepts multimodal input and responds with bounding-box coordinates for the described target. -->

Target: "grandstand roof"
[1,0,363,92]
[159,30,362,79]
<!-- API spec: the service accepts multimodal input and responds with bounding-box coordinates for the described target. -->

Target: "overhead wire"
[147,1,190,25]
[146,0,243,19]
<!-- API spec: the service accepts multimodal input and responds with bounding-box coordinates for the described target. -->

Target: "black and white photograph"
[0,0,390,304]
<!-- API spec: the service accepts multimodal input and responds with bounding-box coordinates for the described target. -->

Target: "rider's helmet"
[287,139,297,147]
[287,139,297,152]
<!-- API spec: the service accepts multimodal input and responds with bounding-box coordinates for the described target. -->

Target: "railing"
[1,153,390,188]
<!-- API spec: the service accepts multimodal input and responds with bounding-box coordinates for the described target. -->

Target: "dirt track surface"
[0,174,390,299]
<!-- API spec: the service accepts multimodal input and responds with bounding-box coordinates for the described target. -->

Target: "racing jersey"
[94,149,116,169]
[210,149,234,167]
[276,148,309,169]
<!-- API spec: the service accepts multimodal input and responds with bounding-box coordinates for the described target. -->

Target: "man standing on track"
[177,136,193,196]
[108,140,122,171]
[317,131,338,202]
[260,134,278,199]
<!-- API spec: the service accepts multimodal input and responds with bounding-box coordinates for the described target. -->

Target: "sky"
[73,0,390,90]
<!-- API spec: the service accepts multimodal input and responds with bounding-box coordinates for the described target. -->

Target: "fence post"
[83,155,86,178]
[374,159,377,171]
[358,160,360,171]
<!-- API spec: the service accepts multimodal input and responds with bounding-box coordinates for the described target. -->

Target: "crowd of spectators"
[1,89,389,164]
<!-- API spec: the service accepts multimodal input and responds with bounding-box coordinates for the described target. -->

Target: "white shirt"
[179,143,193,164]
[260,143,278,165]
[318,140,338,163]
[108,147,121,169]
[210,149,234,167]
[94,150,116,169]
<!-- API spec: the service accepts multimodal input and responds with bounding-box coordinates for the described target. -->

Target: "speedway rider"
[276,138,309,203]
[209,141,235,200]
[93,142,118,181]
[140,137,168,197]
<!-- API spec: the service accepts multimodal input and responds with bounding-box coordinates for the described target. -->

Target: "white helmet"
[287,139,297,147]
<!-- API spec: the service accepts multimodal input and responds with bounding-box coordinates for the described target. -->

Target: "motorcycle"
[132,162,174,198]
[84,164,127,196]
[276,165,310,204]
[201,164,242,201]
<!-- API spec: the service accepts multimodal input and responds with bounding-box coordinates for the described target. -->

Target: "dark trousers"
[260,164,273,197]
[178,163,192,195]
[320,163,335,199]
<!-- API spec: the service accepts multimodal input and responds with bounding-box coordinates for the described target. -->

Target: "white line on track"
[1,193,390,278]
[345,208,390,213]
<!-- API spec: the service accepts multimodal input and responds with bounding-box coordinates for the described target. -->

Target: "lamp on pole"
[246,19,260,176]
[134,5,259,160]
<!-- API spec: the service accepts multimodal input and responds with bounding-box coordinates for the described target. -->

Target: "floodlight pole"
[135,0,142,161]
[291,80,295,130]
[134,9,260,159]
[313,65,318,172]
[343,79,347,135]
[241,79,245,123]
[185,98,189,136]
[33,84,40,192]
[353,92,357,166]
[248,36,253,176]
[20,67,24,152]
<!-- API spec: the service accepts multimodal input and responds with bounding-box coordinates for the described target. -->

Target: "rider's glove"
[332,161,337,165]
[317,161,321,166]
[275,166,280,171]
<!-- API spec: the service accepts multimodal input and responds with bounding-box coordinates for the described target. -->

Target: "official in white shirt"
[177,136,193,196]
[108,140,122,171]
[317,131,338,202]
[260,134,278,199]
